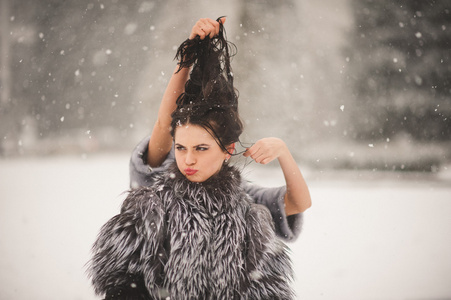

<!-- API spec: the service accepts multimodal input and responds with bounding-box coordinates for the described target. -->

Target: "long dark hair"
[170,17,243,155]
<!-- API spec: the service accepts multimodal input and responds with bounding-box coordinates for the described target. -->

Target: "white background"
[1,154,450,300]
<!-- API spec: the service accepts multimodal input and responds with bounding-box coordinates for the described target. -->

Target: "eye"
[196,146,209,151]
[175,145,186,151]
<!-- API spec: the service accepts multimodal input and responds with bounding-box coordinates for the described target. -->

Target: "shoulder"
[124,162,181,209]
[129,136,175,188]
[121,184,166,216]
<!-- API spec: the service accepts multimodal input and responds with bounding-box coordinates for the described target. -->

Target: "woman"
[89,18,310,299]
[130,17,311,242]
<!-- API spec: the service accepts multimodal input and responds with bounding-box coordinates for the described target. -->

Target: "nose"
[185,150,196,166]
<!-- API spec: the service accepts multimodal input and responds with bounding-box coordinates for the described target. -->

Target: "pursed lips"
[184,168,198,175]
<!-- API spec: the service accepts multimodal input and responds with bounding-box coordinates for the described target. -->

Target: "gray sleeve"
[242,181,303,243]
[129,136,175,189]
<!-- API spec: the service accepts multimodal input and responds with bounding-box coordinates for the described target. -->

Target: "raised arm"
[147,18,225,168]
[147,66,189,167]
[243,137,312,216]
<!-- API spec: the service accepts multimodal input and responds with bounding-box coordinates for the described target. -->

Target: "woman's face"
[174,123,229,182]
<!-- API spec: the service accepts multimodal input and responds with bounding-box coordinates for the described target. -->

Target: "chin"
[189,179,203,183]
[184,174,204,183]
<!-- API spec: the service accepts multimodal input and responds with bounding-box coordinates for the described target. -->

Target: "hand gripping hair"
[170,17,243,155]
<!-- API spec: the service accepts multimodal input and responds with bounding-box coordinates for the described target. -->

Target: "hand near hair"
[243,138,287,165]
[189,17,226,40]
[244,137,312,215]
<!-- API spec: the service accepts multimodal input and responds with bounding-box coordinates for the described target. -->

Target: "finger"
[256,156,267,164]
[197,29,207,40]
[198,19,213,37]
[202,18,222,38]
[189,25,197,39]
[251,146,276,164]
[190,18,225,40]
[246,144,261,158]
[189,23,203,39]
[260,158,269,165]
[204,25,216,38]
[251,151,265,163]
[189,19,210,39]
[212,22,220,37]
[204,19,220,38]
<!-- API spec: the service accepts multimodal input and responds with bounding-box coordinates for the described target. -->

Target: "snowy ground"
[1,153,451,300]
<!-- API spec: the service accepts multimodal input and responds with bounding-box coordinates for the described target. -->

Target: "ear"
[226,143,235,158]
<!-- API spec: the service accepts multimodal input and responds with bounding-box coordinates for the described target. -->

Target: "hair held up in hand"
[170,17,243,154]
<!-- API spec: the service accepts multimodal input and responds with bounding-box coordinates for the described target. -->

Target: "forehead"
[174,124,216,144]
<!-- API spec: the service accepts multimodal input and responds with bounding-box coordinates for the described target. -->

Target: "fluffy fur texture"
[88,163,294,299]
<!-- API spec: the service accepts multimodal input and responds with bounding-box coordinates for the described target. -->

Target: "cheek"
[175,153,184,169]
[208,153,226,168]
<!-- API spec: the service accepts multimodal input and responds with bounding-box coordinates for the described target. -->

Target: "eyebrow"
[175,143,211,148]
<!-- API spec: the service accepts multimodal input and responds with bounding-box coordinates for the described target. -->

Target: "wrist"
[277,139,289,157]
[277,144,293,163]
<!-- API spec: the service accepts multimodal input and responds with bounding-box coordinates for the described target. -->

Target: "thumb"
[218,17,226,24]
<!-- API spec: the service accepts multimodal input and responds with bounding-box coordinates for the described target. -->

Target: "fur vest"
[89,162,294,299]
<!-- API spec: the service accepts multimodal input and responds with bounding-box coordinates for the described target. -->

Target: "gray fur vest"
[89,163,294,299]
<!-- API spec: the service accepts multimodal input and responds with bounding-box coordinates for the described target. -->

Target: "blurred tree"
[1,0,38,155]
[1,0,11,107]
[345,0,451,141]
[2,0,167,154]
[30,1,166,137]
